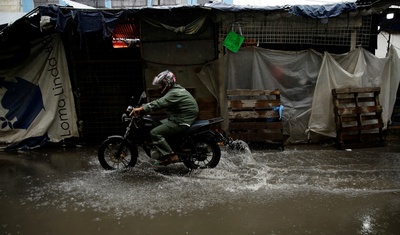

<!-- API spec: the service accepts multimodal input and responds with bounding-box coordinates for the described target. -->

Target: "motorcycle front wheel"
[98,137,138,170]
[183,138,221,169]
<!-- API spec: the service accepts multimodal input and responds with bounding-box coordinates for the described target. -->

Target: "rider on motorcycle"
[130,70,199,165]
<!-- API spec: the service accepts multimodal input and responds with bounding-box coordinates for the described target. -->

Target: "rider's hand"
[130,107,144,117]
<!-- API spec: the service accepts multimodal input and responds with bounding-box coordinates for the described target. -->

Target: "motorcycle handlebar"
[126,105,133,113]
[122,91,147,123]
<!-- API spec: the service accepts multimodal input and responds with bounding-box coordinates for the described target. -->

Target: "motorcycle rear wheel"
[98,137,138,170]
[183,138,221,169]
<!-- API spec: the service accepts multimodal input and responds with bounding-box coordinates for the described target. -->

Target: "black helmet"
[152,70,176,95]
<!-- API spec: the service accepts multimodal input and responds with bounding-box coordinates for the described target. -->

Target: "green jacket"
[143,84,199,126]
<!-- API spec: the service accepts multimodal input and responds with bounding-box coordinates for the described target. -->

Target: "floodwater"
[1,142,400,235]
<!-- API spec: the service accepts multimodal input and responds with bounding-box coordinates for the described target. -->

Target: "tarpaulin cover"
[289,2,357,18]
[203,2,283,12]
[204,2,357,19]
[37,2,359,39]
[0,34,79,148]
[308,46,400,138]
[198,46,400,143]
[38,5,125,37]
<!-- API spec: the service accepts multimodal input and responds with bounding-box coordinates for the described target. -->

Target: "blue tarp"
[38,2,358,37]
[38,5,125,35]
[204,2,357,18]
[289,2,357,19]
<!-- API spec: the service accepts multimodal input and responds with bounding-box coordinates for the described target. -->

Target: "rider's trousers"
[150,119,189,158]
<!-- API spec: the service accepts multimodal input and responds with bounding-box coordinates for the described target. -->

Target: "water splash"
[21,147,400,218]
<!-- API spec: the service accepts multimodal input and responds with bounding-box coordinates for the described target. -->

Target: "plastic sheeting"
[308,46,400,138]
[198,46,400,143]
[0,34,79,147]
[141,15,208,35]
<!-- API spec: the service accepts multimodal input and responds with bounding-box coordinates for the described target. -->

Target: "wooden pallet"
[332,87,385,149]
[227,89,285,148]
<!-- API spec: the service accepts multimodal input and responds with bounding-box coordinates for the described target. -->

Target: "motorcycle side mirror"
[140,91,147,99]
[138,91,147,105]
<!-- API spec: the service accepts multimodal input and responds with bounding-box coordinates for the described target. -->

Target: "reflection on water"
[1,145,400,234]
[360,214,374,234]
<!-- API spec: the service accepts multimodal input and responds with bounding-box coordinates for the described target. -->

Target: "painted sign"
[0,34,78,147]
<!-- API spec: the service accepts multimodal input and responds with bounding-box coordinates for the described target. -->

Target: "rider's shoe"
[154,154,179,166]
[167,154,179,164]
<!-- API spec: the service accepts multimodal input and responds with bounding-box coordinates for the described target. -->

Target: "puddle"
[1,145,400,234]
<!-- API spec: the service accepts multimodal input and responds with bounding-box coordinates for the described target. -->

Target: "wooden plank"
[334,98,357,104]
[339,123,384,133]
[337,132,385,149]
[229,110,280,119]
[341,132,382,138]
[341,114,382,122]
[335,96,377,103]
[337,106,382,115]
[333,87,381,94]
[228,100,281,110]
[227,89,280,97]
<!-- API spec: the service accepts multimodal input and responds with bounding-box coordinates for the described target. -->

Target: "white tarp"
[308,46,400,138]
[0,34,79,146]
[198,46,400,143]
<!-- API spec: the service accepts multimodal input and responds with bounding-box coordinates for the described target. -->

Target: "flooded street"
[1,142,400,235]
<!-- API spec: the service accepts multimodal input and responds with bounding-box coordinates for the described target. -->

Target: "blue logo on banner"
[0,77,45,130]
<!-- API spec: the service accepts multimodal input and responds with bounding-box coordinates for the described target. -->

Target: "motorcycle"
[98,92,225,170]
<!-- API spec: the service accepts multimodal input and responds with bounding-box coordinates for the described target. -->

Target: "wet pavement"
[1,141,400,235]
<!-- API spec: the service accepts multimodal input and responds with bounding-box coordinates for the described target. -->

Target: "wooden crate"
[227,89,285,147]
[332,87,385,149]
